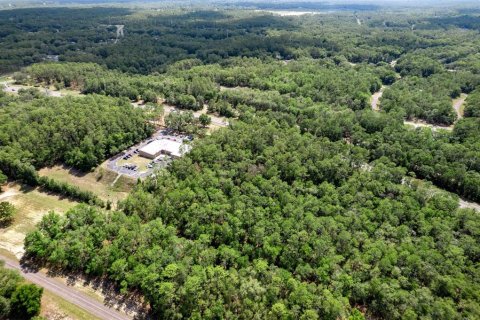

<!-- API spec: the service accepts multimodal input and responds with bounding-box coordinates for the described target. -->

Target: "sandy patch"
[459,199,480,211]
[0,183,77,259]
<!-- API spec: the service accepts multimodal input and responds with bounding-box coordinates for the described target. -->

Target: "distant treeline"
[1,7,479,320]
[235,2,380,11]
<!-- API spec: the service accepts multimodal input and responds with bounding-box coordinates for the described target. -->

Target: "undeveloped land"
[0,183,77,259]
[38,164,134,205]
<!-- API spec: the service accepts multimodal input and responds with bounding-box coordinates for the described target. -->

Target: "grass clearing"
[39,163,134,205]
[0,183,78,259]
[117,154,152,172]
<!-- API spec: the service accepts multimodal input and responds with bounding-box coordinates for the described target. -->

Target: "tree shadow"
[18,184,36,193]
[0,220,13,228]
[42,163,90,178]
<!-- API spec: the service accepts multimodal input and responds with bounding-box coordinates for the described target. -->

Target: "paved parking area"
[107,129,192,179]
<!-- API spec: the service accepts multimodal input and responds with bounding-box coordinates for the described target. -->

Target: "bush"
[10,284,43,320]
[0,201,15,227]
[199,114,212,127]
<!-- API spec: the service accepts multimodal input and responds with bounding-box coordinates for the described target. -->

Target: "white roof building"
[139,139,190,159]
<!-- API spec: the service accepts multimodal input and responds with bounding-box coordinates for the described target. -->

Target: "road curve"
[0,255,131,320]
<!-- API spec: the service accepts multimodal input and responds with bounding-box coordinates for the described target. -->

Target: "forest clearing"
[38,164,133,205]
[0,183,77,259]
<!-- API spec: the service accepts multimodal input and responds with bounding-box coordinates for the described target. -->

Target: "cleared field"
[0,183,77,259]
[38,164,134,204]
[1,75,83,97]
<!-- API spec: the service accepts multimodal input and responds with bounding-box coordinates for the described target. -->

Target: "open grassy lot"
[117,154,152,172]
[39,163,134,205]
[0,183,77,259]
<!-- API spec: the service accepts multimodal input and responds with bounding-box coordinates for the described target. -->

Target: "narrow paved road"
[0,255,131,320]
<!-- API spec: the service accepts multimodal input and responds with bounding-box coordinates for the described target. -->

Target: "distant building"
[44,55,59,62]
[139,139,190,159]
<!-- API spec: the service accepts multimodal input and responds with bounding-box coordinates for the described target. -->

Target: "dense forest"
[0,90,152,172]
[0,5,478,320]
[27,120,480,319]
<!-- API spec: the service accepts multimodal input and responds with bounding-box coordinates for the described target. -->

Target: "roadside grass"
[0,183,78,259]
[0,248,18,260]
[38,163,134,204]
[41,289,102,320]
[0,250,101,320]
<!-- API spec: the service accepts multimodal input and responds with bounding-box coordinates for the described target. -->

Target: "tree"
[10,284,43,319]
[0,296,10,319]
[0,170,6,191]
[0,202,15,227]
[143,90,158,103]
[166,111,197,133]
[199,114,212,127]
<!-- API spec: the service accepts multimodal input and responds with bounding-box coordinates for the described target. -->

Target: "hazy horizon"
[1,0,479,8]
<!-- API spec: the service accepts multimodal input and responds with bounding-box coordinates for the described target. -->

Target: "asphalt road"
[0,255,131,320]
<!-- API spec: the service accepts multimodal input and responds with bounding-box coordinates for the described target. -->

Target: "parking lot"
[107,129,192,179]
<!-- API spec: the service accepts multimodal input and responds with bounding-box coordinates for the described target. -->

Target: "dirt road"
[459,199,480,211]
[162,104,229,127]
[369,78,461,132]
[453,93,468,119]
[2,82,68,97]
[371,85,385,111]
[403,120,453,131]
[0,255,131,320]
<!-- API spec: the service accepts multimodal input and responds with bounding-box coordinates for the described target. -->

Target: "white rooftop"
[139,138,190,158]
